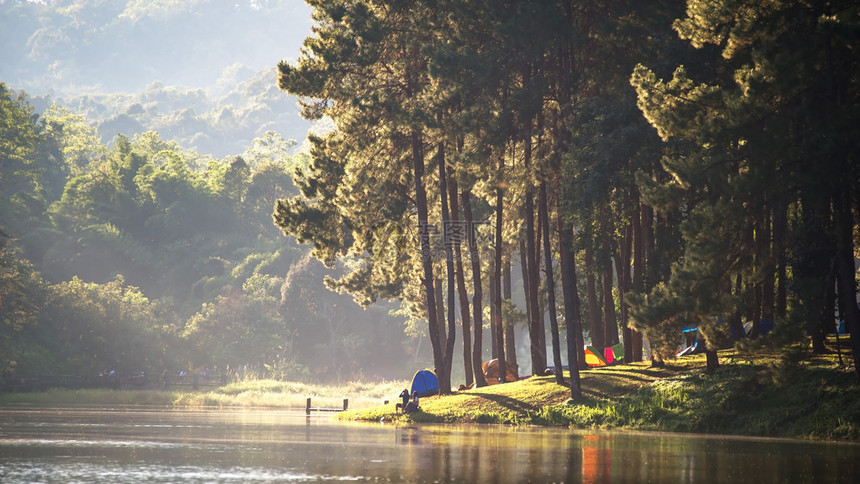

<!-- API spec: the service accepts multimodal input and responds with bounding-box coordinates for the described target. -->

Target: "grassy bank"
[0,379,405,410]
[171,379,404,409]
[341,344,860,441]
[3,342,856,442]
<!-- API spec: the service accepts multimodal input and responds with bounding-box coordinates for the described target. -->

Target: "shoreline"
[339,347,859,442]
[2,344,857,442]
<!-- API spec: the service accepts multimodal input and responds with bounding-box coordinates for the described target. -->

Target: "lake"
[1,406,858,483]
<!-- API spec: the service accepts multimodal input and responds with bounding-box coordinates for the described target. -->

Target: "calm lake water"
[0,406,858,483]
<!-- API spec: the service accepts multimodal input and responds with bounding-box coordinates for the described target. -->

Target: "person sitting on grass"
[404,391,420,414]
[395,388,410,413]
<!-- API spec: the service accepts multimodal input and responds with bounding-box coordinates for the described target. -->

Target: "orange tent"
[584,346,608,367]
[481,359,519,384]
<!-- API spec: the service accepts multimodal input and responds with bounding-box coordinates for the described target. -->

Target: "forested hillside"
[52,67,317,159]
[0,83,411,382]
[0,1,416,384]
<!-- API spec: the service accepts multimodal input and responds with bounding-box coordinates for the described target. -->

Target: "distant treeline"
[0,82,413,385]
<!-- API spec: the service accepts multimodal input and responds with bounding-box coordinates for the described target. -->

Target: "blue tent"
[410,369,439,397]
[677,327,705,357]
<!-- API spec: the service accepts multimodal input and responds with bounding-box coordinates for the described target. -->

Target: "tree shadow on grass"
[580,388,618,401]
[468,392,540,414]
[586,370,654,384]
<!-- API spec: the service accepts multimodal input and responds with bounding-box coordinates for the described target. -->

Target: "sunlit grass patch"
[0,378,408,410]
[343,342,859,441]
[171,378,407,409]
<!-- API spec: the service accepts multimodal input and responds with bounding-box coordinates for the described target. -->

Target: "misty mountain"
[54,66,315,158]
[1,0,317,158]
[1,0,312,95]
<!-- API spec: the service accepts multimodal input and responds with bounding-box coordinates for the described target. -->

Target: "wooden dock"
[305,397,348,414]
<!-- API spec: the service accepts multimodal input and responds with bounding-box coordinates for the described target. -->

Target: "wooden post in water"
[306,397,348,413]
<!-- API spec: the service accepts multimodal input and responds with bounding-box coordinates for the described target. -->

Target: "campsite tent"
[584,346,608,367]
[410,369,439,397]
[676,338,701,357]
[481,359,519,384]
[603,343,624,365]
[584,343,624,367]
[677,327,705,357]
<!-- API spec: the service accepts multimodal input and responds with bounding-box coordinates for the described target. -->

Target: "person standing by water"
[395,389,410,413]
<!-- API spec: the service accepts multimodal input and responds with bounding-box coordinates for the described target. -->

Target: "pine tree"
[631,0,860,375]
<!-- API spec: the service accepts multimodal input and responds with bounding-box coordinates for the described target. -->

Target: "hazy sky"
[0,1,314,95]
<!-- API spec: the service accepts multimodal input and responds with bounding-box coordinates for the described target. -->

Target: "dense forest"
[274,0,859,396]
[1,1,858,395]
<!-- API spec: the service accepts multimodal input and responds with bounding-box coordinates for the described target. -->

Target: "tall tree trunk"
[636,201,652,361]
[489,260,498,359]
[752,284,762,339]
[823,20,856,370]
[773,197,788,319]
[730,274,745,340]
[524,137,544,376]
[602,248,619,346]
[558,0,586,394]
[448,175,473,387]
[747,222,761,339]
[503,256,518,375]
[797,192,831,354]
[493,155,506,382]
[540,182,564,383]
[823,267,837,336]
[585,245,603,349]
[435,278,447,363]
[520,236,533,344]
[461,189,488,387]
[535,211,547,358]
[620,219,633,362]
[411,130,443,392]
[558,217,585,396]
[438,143,456,393]
[761,204,775,323]
[834,190,860,379]
[705,348,720,372]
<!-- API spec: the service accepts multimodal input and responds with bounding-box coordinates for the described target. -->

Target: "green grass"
[0,378,406,410]
[341,342,860,441]
[171,378,405,409]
